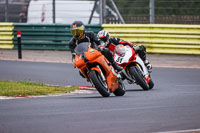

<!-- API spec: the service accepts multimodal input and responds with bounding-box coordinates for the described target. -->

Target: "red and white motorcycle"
[113,45,154,90]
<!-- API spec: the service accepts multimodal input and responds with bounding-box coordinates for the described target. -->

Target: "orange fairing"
[90,59,119,92]
[74,54,85,68]
[85,47,118,92]
[73,46,119,92]
[73,54,88,80]
[106,67,119,92]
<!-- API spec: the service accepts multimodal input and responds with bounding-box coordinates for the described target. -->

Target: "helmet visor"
[98,36,108,42]
[71,25,84,38]
[99,37,107,42]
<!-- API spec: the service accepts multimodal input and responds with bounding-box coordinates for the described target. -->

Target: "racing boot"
[144,59,152,71]
[112,61,123,73]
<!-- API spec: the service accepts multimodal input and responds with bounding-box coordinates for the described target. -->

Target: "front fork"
[91,65,106,82]
[121,69,136,83]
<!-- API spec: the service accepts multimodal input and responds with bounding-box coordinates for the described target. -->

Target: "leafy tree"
[109,0,200,16]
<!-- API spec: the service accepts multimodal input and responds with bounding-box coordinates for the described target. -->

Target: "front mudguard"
[91,67,101,75]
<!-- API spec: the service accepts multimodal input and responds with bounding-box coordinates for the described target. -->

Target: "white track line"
[157,128,200,133]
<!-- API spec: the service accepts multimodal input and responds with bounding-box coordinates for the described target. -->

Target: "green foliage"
[114,0,149,16]
[111,0,200,16]
[155,0,200,16]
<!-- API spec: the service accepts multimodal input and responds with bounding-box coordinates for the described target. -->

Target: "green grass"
[0,81,78,97]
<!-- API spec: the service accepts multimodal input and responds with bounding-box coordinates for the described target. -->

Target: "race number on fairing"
[114,49,132,64]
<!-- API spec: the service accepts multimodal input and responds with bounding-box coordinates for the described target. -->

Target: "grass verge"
[0,81,78,97]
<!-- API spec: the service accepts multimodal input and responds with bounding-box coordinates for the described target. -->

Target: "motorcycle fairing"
[74,45,119,92]
[114,46,135,69]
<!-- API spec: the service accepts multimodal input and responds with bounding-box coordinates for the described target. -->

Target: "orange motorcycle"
[73,42,125,97]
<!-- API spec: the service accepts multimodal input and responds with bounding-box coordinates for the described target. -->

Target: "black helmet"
[70,21,85,39]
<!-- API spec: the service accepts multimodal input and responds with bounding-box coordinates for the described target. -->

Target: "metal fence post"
[150,0,155,24]
[109,0,125,24]
[102,0,106,24]
[5,0,8,22]
[88,0,98,24]
[99,0,103,24]
[53,0,56,23]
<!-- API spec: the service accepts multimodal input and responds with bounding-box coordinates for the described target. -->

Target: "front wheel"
[113,79,125,96]
[129,66,149,90]
[89,70,110,97]
[148,78,154,90]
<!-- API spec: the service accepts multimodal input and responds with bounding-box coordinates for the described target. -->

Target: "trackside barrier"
[13,24,102,50]
[0,23,14,49]
[102,24,200,55]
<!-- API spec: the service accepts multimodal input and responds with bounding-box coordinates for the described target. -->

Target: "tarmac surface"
[0,49,200,68]
[1,50,200,133]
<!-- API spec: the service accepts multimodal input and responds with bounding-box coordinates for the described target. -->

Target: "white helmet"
[97,30,110,43]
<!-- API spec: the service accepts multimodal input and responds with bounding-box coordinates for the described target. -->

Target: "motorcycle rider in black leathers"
[69,21,122,75]
[97,30,152,70]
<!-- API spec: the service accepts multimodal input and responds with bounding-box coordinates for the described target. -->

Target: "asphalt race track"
[0,60,200,133]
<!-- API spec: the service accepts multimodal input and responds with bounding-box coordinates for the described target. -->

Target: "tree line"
[112,0,200,16]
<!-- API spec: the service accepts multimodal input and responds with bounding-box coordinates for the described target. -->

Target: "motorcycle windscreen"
[115,45,126,57]
[74,42,90,56]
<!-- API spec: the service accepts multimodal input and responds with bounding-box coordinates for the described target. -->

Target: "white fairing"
[114,47,132,65]
[114,46,149,76]
[135,55,149,76]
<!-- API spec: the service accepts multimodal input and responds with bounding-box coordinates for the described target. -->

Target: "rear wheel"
[129,66,149,90]
[89,70,110,97]
[113,79,125,96]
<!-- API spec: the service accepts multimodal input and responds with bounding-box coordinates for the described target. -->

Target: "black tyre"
[148,78,154,90]
[89,70,110,97]
[113,79,125,96]
[129,66,149,90]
